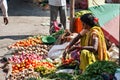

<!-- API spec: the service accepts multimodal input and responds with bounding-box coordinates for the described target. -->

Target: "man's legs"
[50,5,59,28]
[49,5,59,34]
[59,6,67,29]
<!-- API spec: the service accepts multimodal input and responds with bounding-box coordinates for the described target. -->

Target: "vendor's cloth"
[80,26,109,71]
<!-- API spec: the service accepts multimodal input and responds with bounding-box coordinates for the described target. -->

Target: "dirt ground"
[0,0,70,55]
[0,0,70,79]
[0,0,50,56]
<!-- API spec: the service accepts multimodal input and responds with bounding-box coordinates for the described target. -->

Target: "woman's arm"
[68,33,82,47]
[68,29,88,48]
[82,34,98,52]
[63,29,88,59]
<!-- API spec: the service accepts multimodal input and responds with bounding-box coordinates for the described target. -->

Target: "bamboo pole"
[70,0,75,32]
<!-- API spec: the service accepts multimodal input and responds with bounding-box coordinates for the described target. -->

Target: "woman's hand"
[62,45,70,59]
[63,45,82,59]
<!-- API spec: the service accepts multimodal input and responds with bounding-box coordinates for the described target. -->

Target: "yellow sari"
[80,26,109,71]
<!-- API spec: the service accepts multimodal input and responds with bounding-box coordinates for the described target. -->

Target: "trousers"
[50,5,67,29]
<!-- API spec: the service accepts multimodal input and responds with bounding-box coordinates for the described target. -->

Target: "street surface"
[0,0,70,79]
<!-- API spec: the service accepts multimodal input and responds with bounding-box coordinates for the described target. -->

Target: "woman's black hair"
[80,13,100,27]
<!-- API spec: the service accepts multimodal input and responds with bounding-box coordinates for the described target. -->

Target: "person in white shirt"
[0,0,8,25]
[48,0,67,34]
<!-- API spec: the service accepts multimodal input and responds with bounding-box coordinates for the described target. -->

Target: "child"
[0,57,12,80]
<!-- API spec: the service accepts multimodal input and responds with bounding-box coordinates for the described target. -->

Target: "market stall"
[0,0,119,80]
[0,29,119,80]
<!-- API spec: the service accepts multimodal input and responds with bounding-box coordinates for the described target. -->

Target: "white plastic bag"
[48,42,69,59]
[115,68,120,80]
[108,43,119,59]
[56,69,74,74]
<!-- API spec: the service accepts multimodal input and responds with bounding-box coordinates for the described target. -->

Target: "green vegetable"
[46,73,74,80]
[75,10,92,18]
[34,66,56,76]
[76,61,119,80]
[27,77,40,80]
[51,29,64,38]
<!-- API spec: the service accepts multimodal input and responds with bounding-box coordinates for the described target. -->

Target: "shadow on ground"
[0,35,33,40]
[7,0,50,16]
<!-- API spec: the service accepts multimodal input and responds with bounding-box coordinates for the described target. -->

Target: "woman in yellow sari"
[64,13,109,72]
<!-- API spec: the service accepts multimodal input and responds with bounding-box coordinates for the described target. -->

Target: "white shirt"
[49,0,66,6]
[0,0,8,18]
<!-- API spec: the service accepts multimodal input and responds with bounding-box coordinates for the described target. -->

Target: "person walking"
[48,0,67,34]
[0,0,8,25]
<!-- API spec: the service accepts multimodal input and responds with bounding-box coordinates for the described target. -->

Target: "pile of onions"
[16,44,49,56]
[9,53,43,63]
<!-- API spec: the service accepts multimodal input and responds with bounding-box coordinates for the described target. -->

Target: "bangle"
[81,46,83,50]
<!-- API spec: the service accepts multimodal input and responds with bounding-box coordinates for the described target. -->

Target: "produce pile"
[8,36,43,48]
[5,35,56,80]
[77,61,119,80]
[2,33,119,80]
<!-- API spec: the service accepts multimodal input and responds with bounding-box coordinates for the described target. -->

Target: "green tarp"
[88,4,120,26]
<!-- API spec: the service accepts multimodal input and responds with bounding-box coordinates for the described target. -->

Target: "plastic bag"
[48,42,69,59]
[108,43,119,59]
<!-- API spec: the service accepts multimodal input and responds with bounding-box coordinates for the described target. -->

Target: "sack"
[108,43,119,59]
